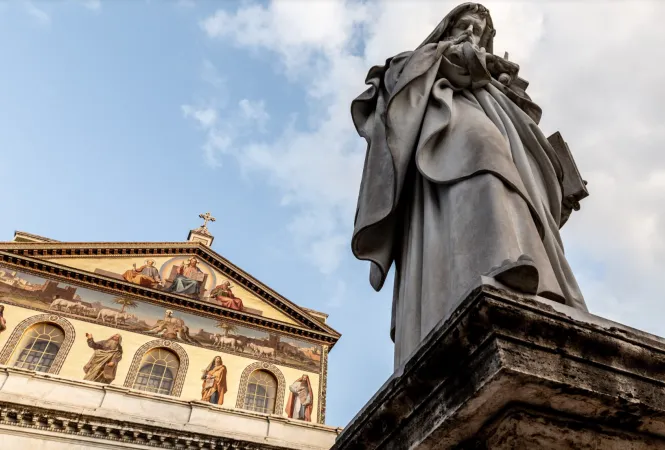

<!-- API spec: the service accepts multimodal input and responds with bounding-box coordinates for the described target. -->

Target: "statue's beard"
[445,32,478,47]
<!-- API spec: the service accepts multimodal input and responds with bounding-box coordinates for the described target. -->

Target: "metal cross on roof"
[198,212,216,229]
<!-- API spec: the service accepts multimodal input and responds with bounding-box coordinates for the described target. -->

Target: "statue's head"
[445,4,490,47]
[419,3,496,53]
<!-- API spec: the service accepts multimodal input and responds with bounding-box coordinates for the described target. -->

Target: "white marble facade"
[0,366,341,450]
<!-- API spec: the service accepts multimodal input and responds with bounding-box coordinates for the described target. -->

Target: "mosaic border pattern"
[0,313,76,375]
[122,339,190,397]
[235,361,286,415]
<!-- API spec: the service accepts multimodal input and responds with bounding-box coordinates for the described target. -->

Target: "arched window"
[131,348,180,396]
[13,322,65,373]
[243,369,278,414]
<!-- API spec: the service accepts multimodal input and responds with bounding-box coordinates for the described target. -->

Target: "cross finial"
[199,212,216,229]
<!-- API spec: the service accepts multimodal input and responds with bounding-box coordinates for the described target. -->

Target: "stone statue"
[351,3,589,369]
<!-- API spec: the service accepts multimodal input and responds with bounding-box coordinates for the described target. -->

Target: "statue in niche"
[286,375,313,422]
[83,333,123,384]
[200,355,228,406]
[351,2,589,369]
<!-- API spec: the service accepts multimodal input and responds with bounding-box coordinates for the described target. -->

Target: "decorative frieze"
[0,243,338,338]
[0,253,337,344]
[0,401,282,449]
[317,346,329,424]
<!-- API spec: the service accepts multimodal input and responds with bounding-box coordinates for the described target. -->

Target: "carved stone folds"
[332,283,665,449]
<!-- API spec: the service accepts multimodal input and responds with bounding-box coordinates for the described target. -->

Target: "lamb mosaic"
[0,267,322,371]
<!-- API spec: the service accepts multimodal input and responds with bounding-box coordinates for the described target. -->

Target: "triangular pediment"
[0,233,339,340]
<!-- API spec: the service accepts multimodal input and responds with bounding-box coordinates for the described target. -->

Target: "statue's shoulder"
[393,50,413,60]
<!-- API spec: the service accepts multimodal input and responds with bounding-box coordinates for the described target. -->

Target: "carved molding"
[318,345,329,424]
[0,255,338,345]
[235,361,286,415]
[0,293,322,374]
[0,245,340,338]
[0,401,283,450]
[0,313,75,374]
[122,339,189,397]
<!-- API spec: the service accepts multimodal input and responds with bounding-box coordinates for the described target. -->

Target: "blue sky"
[0,0,393,427]
[2,0,665,429]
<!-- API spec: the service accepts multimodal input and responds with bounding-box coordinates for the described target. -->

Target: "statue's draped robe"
[169,265,202,295]
[352,35,587,369]
[122,265,161,287]
[210,284,244,311]
[286,378,313,422]
[201,363,227,405]
[83,337,123,383]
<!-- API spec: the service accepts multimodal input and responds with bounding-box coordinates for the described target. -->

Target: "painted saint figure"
[168,257,204,296]
[122,259,162,288]
[83,333,123,384]
[146,310,197,344]
[286,375,313,422]
[351,2,589,369]
[210,281,244,311]
[201,356,228,405]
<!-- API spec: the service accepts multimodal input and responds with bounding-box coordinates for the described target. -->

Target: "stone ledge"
[0,366,341,450]
[332,282,665,449]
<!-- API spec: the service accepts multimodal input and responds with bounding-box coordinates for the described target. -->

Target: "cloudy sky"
[1,0,664,427]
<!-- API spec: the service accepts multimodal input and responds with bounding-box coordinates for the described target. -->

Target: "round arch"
[0,313,76,375]
[235,361,286,414]
[123,339,189,397]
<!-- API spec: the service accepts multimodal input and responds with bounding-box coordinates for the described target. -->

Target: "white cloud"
[181,104,227,167]
[79,0,101,11]
[182,105,217,129]
[201,59,225,90]
[238,99,269,132]
[182,98,272,167]
[200,0,368,77]
[327,280,347,308]
[192,0,665,336]
[176,0,196,8]
[24,1,51,25]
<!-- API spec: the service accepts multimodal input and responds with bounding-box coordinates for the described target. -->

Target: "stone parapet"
[332,281,665,449]
[0,366,341,449]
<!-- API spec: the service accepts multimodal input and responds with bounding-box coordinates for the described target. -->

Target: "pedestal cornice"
[333,282,665,449]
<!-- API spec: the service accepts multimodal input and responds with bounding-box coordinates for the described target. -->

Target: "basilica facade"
[0,220,341,449]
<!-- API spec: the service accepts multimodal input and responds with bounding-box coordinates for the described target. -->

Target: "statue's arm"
[87,338,103,350]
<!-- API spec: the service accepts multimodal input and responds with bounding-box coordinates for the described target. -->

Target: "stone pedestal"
[332,282,665,449]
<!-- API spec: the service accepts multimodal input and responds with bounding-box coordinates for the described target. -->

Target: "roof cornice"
[0,240,340,338]
[0,250,340,348]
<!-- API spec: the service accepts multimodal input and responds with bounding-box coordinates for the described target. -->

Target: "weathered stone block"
[333,282,665,449]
